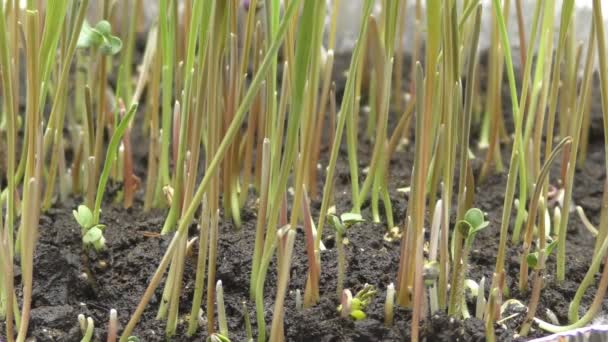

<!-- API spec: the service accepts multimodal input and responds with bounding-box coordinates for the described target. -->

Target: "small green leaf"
[127,337,140,342]
[77,21,103,48]
[463,208,489,234]
[100,35,122,55]
[92,235,106,251]
[526,252,539,268]
[353,284,377,308]
[464,208,485,228]
[74,205,94,229]
[350,309,366,320]
[94,20,112,35]
[83,226,103,244]
[328,214,344,233]
[208,333,231,342]
[340,212,364,226]
[457,220,473,236]
[351,298,362,311]
[545,239,559,256]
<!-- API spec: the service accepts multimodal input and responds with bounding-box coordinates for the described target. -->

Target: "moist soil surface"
[2,58,608,342]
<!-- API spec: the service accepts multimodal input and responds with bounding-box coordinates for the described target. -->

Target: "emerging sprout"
[207,333,231,342]
[73,205,106,251]
[78,316,95,342]
[449,208,490,317]
[77,20,122,55]
[526,239,558,269]
[329,212,365,297]
[337,284,377,321]
[216,280,228,338]
[384,283,395,327]
[78,313,87,334]
[339,212,365,226]
[108,309,118,342]
[458,208,490,237]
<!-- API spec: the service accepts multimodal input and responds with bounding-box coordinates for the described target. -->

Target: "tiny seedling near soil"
[73,205,106,251]
[77,20,122,55]
[328,212,364,297]
[78,316,94,342]
[207,333,231,342]
[73,103,137,251]
[384,283,396,327]
[448,208,489,318]
[337,284,377,321]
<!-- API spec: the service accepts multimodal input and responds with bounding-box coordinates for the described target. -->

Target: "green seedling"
[329,212,364,297]
[449,208,489,317]
[526,239,558,269]
[208,333,231,342]
[79,315,94,342]
[337,284,377,321]
[77,20,122,55]
[458,208,490,237]
[73,205,106,251]
[328,212,365,233]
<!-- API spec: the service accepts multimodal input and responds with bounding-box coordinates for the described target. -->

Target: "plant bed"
[2,1,608,342]
[3,106,607,342]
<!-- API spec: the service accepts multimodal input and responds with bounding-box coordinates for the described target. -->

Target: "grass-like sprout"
[384,283,396,327]
[0,1,19,338]
[120,1,302,338]
[314,0,374,293]
[79,315,94,342]
[519,137,572,294]
[592,0,608,260]
[269,225,296,342]
[217,280,228,338]
[301,189,320,307]
[108,309,117,342]
[535,237,608,333]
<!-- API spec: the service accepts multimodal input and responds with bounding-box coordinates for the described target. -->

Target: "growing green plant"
[337,284,377,321]
[269,225,296,342]
[77,20,122,55]
[328,212,364,297]
[208,333,231,342]
[73,103,137,240]
[448,208,489,317]
[73,205,106,251]
[78,315,95,342]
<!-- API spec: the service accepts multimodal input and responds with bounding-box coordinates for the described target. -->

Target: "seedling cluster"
[1,0,608,341]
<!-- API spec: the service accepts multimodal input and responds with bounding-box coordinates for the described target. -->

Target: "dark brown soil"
[2,58,608,342]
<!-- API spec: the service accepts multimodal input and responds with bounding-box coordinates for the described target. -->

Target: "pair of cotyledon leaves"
[73,205,106,251]
[77,20,122,55]
[458,208,557,268]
